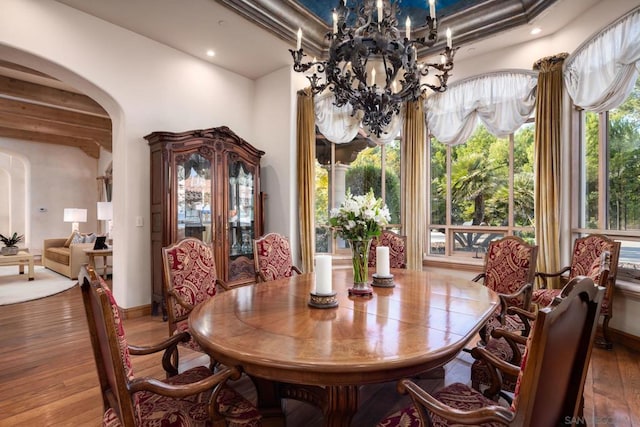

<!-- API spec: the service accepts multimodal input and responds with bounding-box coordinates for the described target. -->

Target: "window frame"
[425,119,536,262]
[573,106,640,284]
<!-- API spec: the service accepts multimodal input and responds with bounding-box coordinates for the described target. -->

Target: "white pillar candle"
[446,28,452,49]
[405,17,411,39]
[315,255,333,295]
[377,0,383,23]
[333,12,338,34]
[376,246,390,276]
[296,28,302,50]
[429,0,435,19]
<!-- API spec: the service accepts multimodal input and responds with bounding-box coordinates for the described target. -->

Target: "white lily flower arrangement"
[329,190,391,241]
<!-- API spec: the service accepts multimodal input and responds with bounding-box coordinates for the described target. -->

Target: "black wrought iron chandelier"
[290,0,456,137]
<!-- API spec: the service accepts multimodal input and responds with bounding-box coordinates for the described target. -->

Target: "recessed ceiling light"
[206,50,215,57]
[530,27,542,35]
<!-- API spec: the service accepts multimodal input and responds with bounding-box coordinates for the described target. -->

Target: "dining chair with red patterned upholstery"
[472,236,538,343]
[533,234,620,349]
[253,232,302,282]
[378,275,603,427]
[368,230,407,269]
[162,237,227,360]
[79,265,261,427]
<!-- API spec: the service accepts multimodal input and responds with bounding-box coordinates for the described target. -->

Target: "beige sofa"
[43,238,93,280]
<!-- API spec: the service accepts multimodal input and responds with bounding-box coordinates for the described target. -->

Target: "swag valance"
[564,6,640,112]
[424,70,538,146]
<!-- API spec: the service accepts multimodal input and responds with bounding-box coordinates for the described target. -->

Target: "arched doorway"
[0,50,119,261]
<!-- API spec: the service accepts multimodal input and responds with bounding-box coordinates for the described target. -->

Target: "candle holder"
[308,291,339,308]
[372,273,395,288]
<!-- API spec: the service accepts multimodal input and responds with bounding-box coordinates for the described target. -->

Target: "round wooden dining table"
[189,268,499,427]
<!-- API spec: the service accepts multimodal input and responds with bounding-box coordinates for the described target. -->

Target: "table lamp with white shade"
[63,208,87,232]
[97,202,113,240]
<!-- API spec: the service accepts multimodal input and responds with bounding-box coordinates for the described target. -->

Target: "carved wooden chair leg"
[600,315,614,350]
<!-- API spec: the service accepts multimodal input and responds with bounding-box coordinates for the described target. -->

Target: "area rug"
[0,265,77,305]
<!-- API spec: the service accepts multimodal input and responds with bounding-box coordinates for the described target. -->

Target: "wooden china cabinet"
[145,126,264,317]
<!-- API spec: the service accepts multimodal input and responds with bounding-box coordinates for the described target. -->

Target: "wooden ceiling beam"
[0,65,111,158]
[0,97,111,131]
[0,126,100,158]
[0,111,111,150]
[0,75,108,117]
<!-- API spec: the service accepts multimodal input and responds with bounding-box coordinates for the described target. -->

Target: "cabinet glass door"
[175,152,212,242]
[228,159,256,281]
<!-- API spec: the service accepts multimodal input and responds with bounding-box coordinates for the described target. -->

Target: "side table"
[84,248,113,280]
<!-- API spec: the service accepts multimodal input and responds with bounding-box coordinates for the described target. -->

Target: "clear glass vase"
[349,238,372,287]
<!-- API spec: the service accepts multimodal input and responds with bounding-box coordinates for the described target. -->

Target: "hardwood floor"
[0,285,638,426]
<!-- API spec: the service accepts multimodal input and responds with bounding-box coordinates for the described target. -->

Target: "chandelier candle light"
[291,0,456,137]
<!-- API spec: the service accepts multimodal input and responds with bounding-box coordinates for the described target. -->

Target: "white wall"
[0,139,98,253]
[253,66,298,263]
[612,286,640,338]
[0,0,257,308]
[252,66,314,268]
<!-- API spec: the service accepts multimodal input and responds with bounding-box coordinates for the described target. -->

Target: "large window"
[577,76,640,282]
[428,121,535,259]
[315,136,401,254]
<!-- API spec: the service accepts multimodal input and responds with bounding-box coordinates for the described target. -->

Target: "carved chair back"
[481,236,538,309]
[568,235,620,317]
[162,238,218,335]
[253,232,301,282]
[368,230,407,269]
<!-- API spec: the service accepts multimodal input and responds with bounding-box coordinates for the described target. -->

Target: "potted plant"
[0,232,24,256]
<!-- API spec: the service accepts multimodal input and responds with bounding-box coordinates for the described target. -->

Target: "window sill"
[616,280,640,301]
[423,256,485,272]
